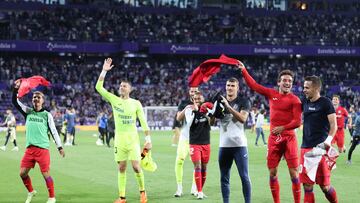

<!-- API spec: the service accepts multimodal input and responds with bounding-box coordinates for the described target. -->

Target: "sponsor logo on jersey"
[29,117,44,123]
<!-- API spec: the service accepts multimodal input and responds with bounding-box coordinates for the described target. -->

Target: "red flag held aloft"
[17,76,51,98]
[188,54,239,87]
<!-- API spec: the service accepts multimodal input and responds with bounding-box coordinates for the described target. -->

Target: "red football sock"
[201,169,207,188]
[194,168,202,192]
[292,177,301,203]
[21,175,34,192]
[45,176,55,198]
[325,187,338,203]
[304,188,315,203]
[269,176,280,203]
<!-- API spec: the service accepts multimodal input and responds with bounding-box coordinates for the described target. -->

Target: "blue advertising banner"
[149,44,360,56]
[0,40,138,53]
[1,40,359,56]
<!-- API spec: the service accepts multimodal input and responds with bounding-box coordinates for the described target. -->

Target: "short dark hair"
[260,109,266,114]
[332,94,340,99]
[277,69,294,82]
[304,76,322,90]
[120,80,132,86]
[227,77,239,84]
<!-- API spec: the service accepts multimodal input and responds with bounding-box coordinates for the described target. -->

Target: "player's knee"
[194,163,201,169]
[269,168,278,177]
[320,185,330,193]
[303,183,313,191]
[289,167,298,178]
[201,163,207,170]
[19,170,28,178]
[119,165,126,172]
[133,165,141,173]
[176,158,184,166]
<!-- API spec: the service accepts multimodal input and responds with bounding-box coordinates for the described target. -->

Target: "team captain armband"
[145,135,152,143]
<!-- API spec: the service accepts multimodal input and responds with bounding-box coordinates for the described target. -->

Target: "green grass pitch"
[0,130,359,203]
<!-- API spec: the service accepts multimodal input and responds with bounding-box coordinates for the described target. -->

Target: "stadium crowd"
[0,7,358,46]
[0,56,359,124]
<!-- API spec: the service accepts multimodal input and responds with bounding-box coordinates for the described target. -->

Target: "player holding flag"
[238,61,302,203]
[96,58,152,203]
[13,80,65,203]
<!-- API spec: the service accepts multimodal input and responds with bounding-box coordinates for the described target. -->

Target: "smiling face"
[303,76,322,101]
[192,92,204,107]
[119,81,131,97]
[278,74,293,94]
[32,92,44,110]
[332,96,340,107]
[226,81,239,97]
[189,87,199,98]
[303,81,318,100]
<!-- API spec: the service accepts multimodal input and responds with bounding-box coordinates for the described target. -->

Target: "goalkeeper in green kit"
[95,58,152,203]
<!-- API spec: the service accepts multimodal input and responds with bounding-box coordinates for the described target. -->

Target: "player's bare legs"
[20,168,36,203]
[172,127,180,147]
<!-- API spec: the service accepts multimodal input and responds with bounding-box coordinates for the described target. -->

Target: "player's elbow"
[176,115,183,122]
[294,119,302,128]
[95,82,102,92]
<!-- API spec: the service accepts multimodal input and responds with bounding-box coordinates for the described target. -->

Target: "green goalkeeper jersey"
[96,80,149,146]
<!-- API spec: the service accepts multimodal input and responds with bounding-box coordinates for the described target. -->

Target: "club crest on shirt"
[308,107,316,111]
[272,97,278,101]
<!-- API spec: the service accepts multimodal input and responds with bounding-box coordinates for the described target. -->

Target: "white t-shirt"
[177,100,192,141]
[255,114,264,128]
[219,96,251,147]
[179,107,193,141]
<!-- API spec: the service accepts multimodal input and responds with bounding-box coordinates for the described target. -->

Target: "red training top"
[335,106,348,129]
[242,68,302,136]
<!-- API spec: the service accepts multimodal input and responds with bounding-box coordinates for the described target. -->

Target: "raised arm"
[95,58,116,102]
[12,80,31,118]
[238,61,272,97]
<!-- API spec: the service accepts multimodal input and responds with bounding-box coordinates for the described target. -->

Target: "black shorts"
[99,127,107,135]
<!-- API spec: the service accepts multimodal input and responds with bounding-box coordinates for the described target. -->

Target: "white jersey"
[5,114,16,127]
[179,118,191,141]
[177,100,192,141]
[219,96,251,147]
[255,114,265,128]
